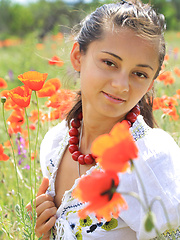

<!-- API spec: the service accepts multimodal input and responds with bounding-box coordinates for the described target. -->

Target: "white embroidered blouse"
[40,115,180,240]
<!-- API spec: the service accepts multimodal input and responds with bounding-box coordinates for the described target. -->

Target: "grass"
[0,30,180,239]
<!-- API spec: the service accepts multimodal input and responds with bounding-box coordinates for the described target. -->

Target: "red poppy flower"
[51,32,64,41]
[4,140,12,148]
[49,109,60,121]
[18,71,48,91]
[7,109,25,126]
[8,123,22,136]
[156,71,171,82]
[173,47,179,54]
[46,78,61,91]
[29,124,36,130]
[164,76,175,85]
[8,85,32,108]
[156,71,175,85]
[0,78,8,89]
[0,89,9,98]
[162,95,178,108]
[174,67,180,78]
[29,109,46,123]
[0,144,9,161]
[4,98,18,110]
[31,151,37,160]
[91,121,138,173]
[164,54,169,61]
[37,82,56,98]
[73,169,127,221]
[176,89,180,100]
[45,89,75,108]
[36,43,44,50]
[48,55,64,67]
[153,95,179,120]
[162,106,179,121]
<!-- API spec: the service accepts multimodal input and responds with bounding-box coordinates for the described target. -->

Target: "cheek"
[80,69,103,91]
[131,81,151,99]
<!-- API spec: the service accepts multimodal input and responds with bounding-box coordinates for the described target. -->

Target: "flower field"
[0,31,180,239]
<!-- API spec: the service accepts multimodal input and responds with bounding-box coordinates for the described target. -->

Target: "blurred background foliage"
[0,0,180,40]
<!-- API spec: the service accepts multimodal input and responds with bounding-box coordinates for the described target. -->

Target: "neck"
[80,111,125,154]
[68,104,140,165]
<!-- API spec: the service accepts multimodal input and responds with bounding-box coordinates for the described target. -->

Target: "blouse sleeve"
[118,128,180,240]
[40,120,68,178]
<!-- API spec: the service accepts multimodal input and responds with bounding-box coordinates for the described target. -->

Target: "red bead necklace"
[68,104,140,165]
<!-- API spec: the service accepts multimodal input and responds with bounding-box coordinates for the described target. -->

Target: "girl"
[26,0,180,239]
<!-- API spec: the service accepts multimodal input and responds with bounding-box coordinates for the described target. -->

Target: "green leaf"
[144,211,156,232]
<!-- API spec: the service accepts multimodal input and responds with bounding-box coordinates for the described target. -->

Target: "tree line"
[0,0,180,40]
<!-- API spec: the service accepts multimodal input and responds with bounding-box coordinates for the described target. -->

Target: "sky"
[11,0,92,4]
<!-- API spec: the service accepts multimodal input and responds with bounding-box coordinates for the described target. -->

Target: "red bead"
[84,154,94,164]
[126,120,132,128]
[69,127,79,137]
[91,153,97,160]
[132,105,140,115]
[126,112,137,123]
[78,155,85,165]
[77,112,83,120]
[72,151,81,161]
[71,119,81,128]
[69,136,79,145]
[69,144,78,154]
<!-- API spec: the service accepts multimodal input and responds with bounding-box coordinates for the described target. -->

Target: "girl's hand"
[26,177,57,240]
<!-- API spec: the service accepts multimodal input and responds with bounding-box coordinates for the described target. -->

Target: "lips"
[102,91,125,102]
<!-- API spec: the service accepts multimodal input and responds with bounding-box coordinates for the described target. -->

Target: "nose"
[111,71,129,92]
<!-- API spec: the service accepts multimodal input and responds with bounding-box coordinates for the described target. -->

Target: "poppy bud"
[1,96,6,104]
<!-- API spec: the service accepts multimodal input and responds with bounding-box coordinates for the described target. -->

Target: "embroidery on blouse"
[131,115,151,142]
[50,159,55,167]
[48,117,179,240]
[153,226,180,239]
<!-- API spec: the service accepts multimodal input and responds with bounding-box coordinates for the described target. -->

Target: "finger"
[37,177,49,197]
[36,207,57,228]
[26,177,49,211]
[35,215,56,239]
[36,200,56,217]
[26,201,31,212]
[26,194,54,212]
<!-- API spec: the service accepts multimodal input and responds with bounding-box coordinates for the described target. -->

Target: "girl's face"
[72,28,159,122]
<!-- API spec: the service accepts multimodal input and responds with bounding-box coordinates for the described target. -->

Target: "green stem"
[130,161,173,239]
[33,91,40,239]
[119,191,147,211]
[34,92,39,194]
[150,197,174,238]
[131,160,149,209]
[1,101,22,209]
[1,222,13,239]
[25,108,35,240]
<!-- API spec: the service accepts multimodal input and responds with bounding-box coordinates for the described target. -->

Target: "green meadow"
[0,30,180,239]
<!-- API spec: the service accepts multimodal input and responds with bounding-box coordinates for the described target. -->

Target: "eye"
[133,71,148,79]
[103,60,116,68]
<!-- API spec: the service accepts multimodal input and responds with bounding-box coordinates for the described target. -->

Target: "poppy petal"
[9,85,32,108]
[18,71,48,91]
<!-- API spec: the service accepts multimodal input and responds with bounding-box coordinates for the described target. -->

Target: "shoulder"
[120,115,180,239]
[131,115,180,161]
[40,120,69,177]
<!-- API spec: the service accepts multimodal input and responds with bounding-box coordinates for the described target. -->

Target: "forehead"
[87,28,159,66]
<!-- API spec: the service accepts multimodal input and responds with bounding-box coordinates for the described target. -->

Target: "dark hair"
[66,0,166,128]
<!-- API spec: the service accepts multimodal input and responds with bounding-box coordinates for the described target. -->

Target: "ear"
[70,42,82,72]
[147,80,154,92]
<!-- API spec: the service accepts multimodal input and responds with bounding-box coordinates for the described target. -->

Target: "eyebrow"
[136,64,154,71]
[101,51,123,61]
[101,51,154,71]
